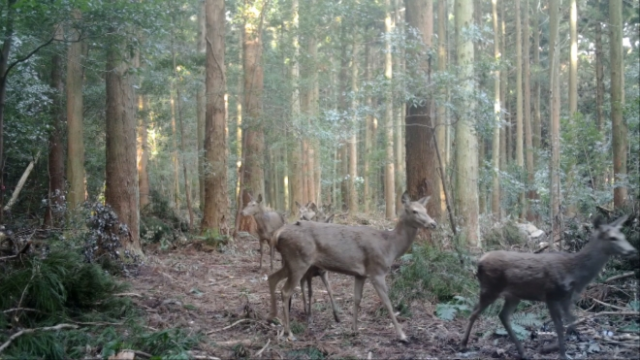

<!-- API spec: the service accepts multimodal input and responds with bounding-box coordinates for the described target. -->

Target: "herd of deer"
[240,192,637,360]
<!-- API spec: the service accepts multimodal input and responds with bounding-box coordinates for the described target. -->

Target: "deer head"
[241,193,263,217]
[401,191,437,229]
[592,215,636,257]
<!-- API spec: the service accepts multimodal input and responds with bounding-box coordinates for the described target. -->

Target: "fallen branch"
[604,271,635,283]
[0,324,78,353]
[3,151,40,212]
[566,311,639,328]
[207,319,249,334]
[214,339,256,348]
[0,255,17,262]
[2,308,38,314]
[534,244,549,254]
[70,320,124,326]
[112,293,142,298]
[254,338,270,358]
[589,297,628,311]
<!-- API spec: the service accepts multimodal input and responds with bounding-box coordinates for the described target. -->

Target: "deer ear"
[402,191,412,206]
[309,202,318,211]
[610,215,628,228]
[257,194,263,203]
[295,201,302,208]
[418,196,431,207]
[325,214,335,223]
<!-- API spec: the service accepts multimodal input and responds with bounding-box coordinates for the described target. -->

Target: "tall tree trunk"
[384,0,396,219]
[609,0,627,208]
[304,10,318,205]
[394,0,405,213]
[170,92,180,208]
[44,38,65,228]
[137,96,150,209]
[499,2,507,178]
[176,86,195,229]
[523,0,534,220]
[202,0,228,232]
[237,0,266,232]
[105,28,141,254]
[405,0,441,222]
[66,9,86,212]
[515,0,524,219]
[197,0,206,211]
[348,39,358,212]
[455,0,479,246]
[289,1,303,215]
[569,0,578,117]
[532,4,541,161]
[548,0,562,246]
[338,25,349,211]
[491,0,501,218]
[436,0,448,215]
[594,2,604,190]
[363,41,373,213]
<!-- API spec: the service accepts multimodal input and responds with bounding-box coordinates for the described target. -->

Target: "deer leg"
[306,275,313,317]
[370,274,407,343]
[498,297,525,359]
[269,243,275,271]
[268,266,289,319]
[543,298,577,355]
[259,239,264,270]
[461,290,498,350]
[319,271,341,323]
[299,276,308,319]
[353,276,366,335]
[545,300,568,360]
[281,269,306,341]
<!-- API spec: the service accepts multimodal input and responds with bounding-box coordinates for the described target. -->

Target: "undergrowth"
[0,248,201,359]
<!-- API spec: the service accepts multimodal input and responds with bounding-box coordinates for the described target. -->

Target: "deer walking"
[241,194,285,271]
[269,192,437,342]
[461,215,637,360]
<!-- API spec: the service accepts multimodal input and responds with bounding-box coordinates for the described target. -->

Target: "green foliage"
[494,312,543,340]
[286,347,326,360]
[435,296,473,321]
[390,244,477,306]
[483,220,527,250]
[195,228,231,250]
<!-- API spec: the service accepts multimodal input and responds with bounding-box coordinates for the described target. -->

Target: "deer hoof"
[398,333,408,343]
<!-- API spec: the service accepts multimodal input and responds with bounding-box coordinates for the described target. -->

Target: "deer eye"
[413,210,417,214]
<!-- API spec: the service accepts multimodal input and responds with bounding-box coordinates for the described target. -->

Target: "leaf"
[627,300,640,312]
[435,303,457,321]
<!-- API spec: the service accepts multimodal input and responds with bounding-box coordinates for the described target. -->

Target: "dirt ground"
[127,238,640,360]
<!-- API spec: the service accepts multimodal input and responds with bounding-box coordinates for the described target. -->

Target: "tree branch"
[0,324,79,354]
[2,36,55,83]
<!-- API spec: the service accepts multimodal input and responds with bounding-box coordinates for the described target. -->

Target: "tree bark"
[491,0,501,218]
[455,0,479,246]
[532,4,541,161]
[105,27,141,254]
[348,39,358,213]
[436,0,448,215]
[515,0,524,219]
[548,0,562,246]
[66,9,86,211]
[201,0,228,232]
[594,1,604,190]
[609,0,627,208]
[569,0,578,116]
[405,0,441,221]
[44,42,66,228]
[197,0,206,211]
[137,96,150,209]
[363,41,373,213]
[523,0,534,220]
[384,0,396,219]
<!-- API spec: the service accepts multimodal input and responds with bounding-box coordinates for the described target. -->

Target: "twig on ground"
[0,255,17,261]
[214,338,255,347]
[132,350,153,359]
[604,271,635,283]
[534,244,549,253]
[254,338,270,358]
[207,319,249,334]
[2,308,39,314]
[589,297,629,311]
[112,293,143,298]
[70,320,124,326]
[0,324,79,353]
[566,311,639,328]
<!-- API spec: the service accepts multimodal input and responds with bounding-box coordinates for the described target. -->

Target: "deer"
[287,204,339,322]
[241,194,285,271]
[269,191,437,342]
[461,215,637,360]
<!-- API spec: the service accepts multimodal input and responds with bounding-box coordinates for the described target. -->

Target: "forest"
[1,0,639,359]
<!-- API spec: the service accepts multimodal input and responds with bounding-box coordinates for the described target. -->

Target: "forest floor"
[125,235,640,360]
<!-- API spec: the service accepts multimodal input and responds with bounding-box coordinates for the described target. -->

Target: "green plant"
[435,296,473,321]
[287,347,326,360]
[493,312,542,340]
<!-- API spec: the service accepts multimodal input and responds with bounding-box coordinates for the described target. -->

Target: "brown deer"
[269,191,437,341]
[241,194,285,271]
[288,207,339,322]
[296,201,332,223]
[461,215,637,360]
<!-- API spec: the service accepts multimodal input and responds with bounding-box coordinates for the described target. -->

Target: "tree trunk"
[348,40,358,213]
[405,0,440,221]
[197,1,206,211]
[66,9,86,211]
[569,0,578,117]
[436,0,448,215]
[609,0,627,208]
[384,0,396,219]
[523,0,534,220]
[44,41,65,228]
[491,0,501,218]
[105,27,141,254]
[499,2,507,179]
[548,0,562,246]
[532,4,541,161]
[363,41,372,213]
[515,0,524,219]
[201,0,228,232]
[594,2,604,190]
[137,96,150,209]
[454,0,479,246]
[305,15,318,205]
[237,0,266,232]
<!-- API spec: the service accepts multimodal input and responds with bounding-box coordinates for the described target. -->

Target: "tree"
[347,39,358,212]
[197,0,206,210]
[548,0,561,245]
[289,0,303,215]
[105,20,141,254]
[201,0,228,232]
[454,0,479,246]
[569,0,578,117]
[491,0,501,217]
[523,0,534,220]
[610,0,627,208]
[436,0,448,214]
[405,0,441,221]
[384,0,396,219]
[66,9,86,212]
[137,95,150,209]
[515,0,524,217]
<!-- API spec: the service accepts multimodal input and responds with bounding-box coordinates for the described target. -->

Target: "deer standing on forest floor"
[287,202,340,322]
[269,192,437,342]
[241,194,285,271]
[461,215,637,360]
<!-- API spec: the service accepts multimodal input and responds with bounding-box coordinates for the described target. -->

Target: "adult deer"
[241,194,284,271]
[269,191,437,341]
[461,215,637,360]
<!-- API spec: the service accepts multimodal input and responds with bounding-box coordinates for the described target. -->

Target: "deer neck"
[389,218,419,260]
[253,208,269,231]
[568,238,610,292]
